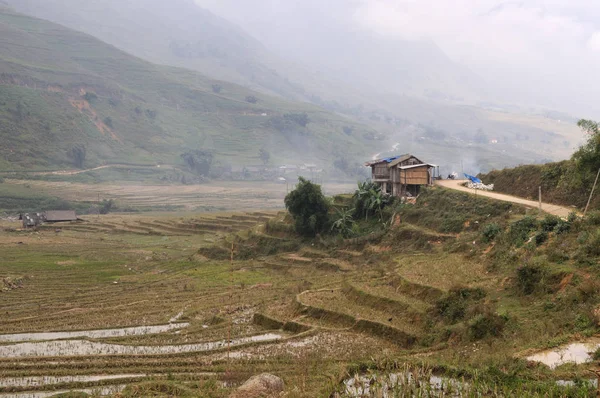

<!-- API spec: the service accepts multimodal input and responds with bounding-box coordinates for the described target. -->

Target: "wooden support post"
[584,168,600,217]
[539,186,542,211]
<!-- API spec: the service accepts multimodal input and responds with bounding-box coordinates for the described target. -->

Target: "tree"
[67,144,86,168]
[353,181,389,221]
[180,150,213,176]
[284,177,330,237]
[573,119,600,186]
[284,113,310,127]
[99,199,114,214]
[259,148,270,165]
[245,95,258,104]
[103,117,114,129]
[83,92,98,102]
[212,84,222,94]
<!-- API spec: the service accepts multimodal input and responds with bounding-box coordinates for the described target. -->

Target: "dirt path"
[30,164,174,176]
[435,179,575,218]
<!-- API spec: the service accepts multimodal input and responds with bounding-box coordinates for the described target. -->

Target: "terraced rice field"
[0,203,519,397]
[0,212,406,397]
[4,180,355,212]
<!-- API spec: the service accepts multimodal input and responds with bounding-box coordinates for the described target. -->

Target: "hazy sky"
[196,0,600,116]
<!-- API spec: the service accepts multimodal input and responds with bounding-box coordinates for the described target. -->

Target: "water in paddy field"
[0,323,190,343]
[0,374,145,388]
[526,338,600,368]
[0,384,126,398]
[0,333,283,357]
[343,372,467,397]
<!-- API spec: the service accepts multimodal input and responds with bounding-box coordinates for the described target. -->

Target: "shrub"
[592,347,600,361]
[211,84,222,93]
[435,287,486,323]
[568,211,578,223]
[583,230,600,256]
[99,199,114,215]
[245,95,258,104]
[534,231,548,246]
[103,117,114,128]
[574,313,595,332]
[284,113,310,127]
[0,177,4,184]
[516,264,544,295]
[440,216,465,234]
[83,92,97,102]
[481,222,502,243]
[508,216,538,246]
[468,313,507,340]
[284,177,330,237]
[585,210,600,226]
[540,215,561,232]
[554,220,571,234]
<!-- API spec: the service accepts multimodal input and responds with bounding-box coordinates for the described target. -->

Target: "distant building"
[365,154,437,197]
[22,213,43,229]
[44,210,78,223]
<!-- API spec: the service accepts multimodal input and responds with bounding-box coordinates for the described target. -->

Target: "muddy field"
[3,180,355,212]
[0,211,405,397]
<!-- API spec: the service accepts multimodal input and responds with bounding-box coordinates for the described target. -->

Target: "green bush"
[508,216,538,246]
[534,231,548,246]
[469,313,506,340]
[516,264,544,295]
[583,230,600,256]
[481,222,502,243]
[284,177,330,237]
[585,210,600,226]
[540,215,561,232]
[440,216,466,233]
[554,220,571,234]
[435,287,486,323]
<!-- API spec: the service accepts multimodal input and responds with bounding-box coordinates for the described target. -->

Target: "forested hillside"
[0,9,377,171]
[481,120,600,211]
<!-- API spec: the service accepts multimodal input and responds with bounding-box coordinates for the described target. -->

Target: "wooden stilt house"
[366,154,436,197]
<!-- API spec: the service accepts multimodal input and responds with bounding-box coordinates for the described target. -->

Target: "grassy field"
[0,8,381,172]
[0,179,355,213]
[2,186,600,396]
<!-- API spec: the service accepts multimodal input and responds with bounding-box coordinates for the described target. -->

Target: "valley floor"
[1,185,598,397]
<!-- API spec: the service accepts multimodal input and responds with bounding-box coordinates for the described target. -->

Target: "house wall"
[371,164,390,180]
[399,167,430,185]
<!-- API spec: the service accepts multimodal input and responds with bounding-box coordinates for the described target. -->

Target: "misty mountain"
[0,9,377,171]
[1,0,582,174]
[5,0,485,104]
[4,0,310,101]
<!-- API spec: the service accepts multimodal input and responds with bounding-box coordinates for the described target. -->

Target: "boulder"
[229,373,284,398]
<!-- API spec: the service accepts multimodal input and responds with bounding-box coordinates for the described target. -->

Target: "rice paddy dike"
[2,187,600,397]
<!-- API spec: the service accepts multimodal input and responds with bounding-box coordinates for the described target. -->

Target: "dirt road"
[28,164,175,176]
[435,179,575,218]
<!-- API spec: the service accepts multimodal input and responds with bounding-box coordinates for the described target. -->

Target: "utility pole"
[584,168,600,217]
[539,186,542,211]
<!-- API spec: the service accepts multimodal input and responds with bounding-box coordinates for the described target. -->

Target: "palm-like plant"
[368,189,388,221]
[331,207,355,238]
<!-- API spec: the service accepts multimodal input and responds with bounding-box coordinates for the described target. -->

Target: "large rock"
[229,373,284,398]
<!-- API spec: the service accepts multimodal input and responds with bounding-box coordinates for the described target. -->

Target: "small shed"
[22,213,43,229]
[44,210,78,223]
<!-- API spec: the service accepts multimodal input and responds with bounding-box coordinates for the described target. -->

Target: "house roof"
[387,154,424,168]
[44,210,77,222]
[365,154,406,167]
[398,163,436,170]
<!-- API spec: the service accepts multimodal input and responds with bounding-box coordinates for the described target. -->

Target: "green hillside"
[0,9,377,171]
[3,0,585,174]
[480,119,600,211]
